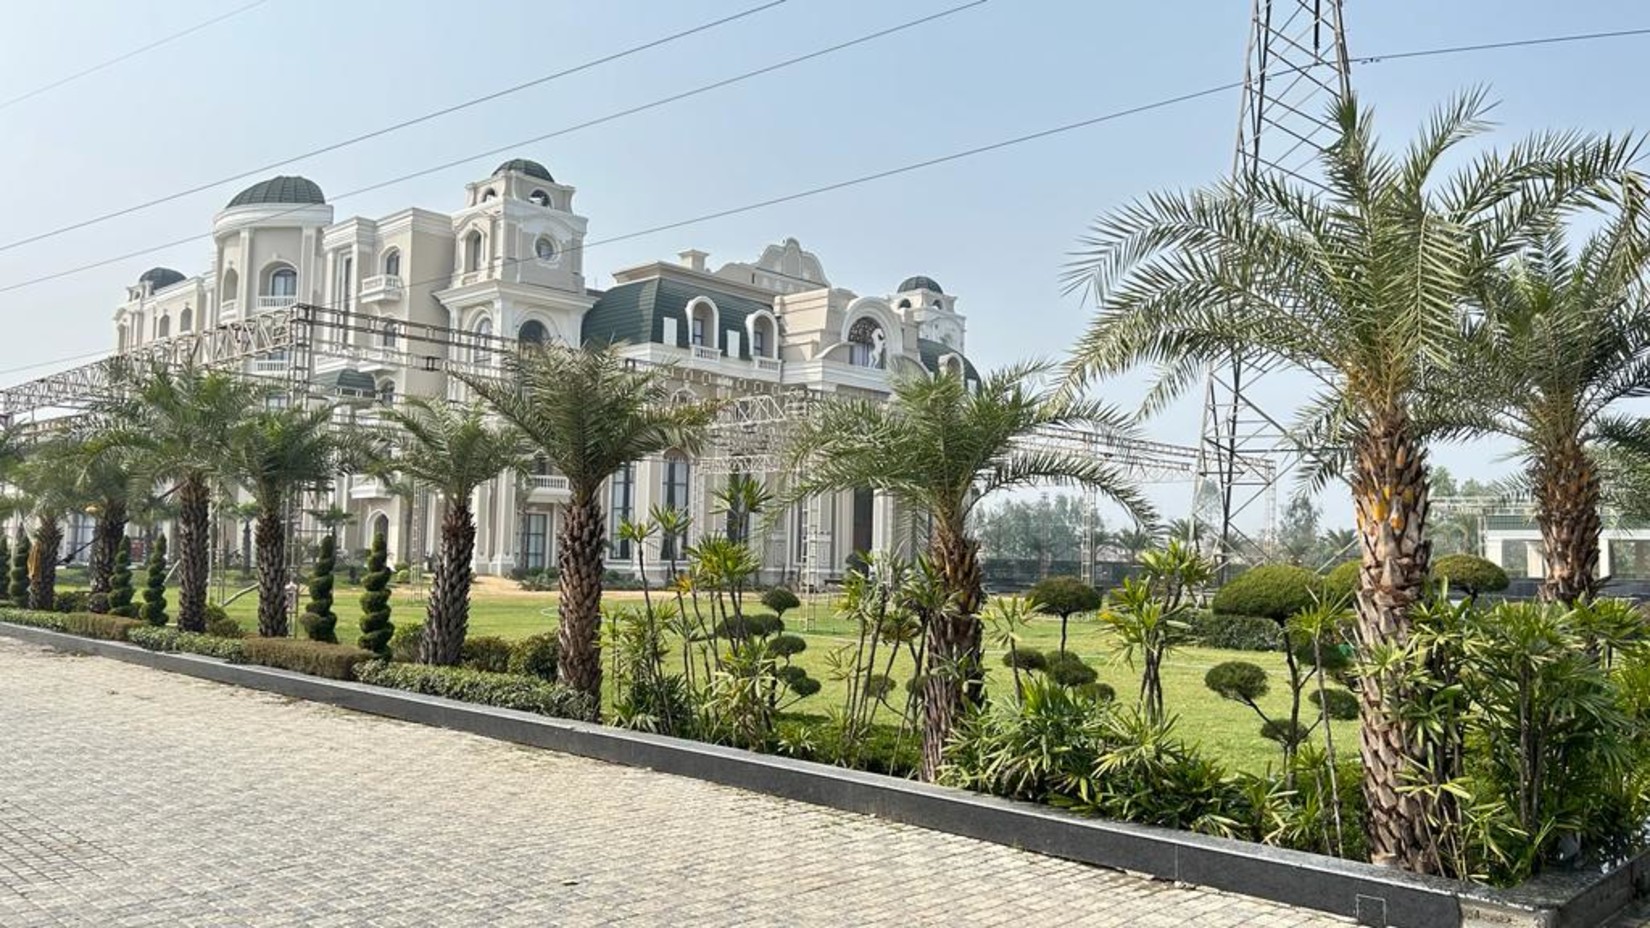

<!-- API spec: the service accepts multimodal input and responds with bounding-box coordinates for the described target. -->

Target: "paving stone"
[0,637,1352,926]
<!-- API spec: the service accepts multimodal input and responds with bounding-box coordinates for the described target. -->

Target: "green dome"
[226,176,325,208]
[493,159,553,182]
[898,275,943,294]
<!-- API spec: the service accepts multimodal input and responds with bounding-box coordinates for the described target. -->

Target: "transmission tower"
[1193,0,1352,567]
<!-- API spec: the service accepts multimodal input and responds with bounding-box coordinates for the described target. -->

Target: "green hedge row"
[353,661,595,720]
[127,626,247,662]
[0,608,143,641]
[241,638,375,680]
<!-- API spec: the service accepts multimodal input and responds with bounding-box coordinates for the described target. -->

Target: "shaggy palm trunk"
[1350,407,1438,873]
[254,507,288,637]
[919,517,985,781]
[29,517,62,611]
[1534,437,1600,606]
[87,501,128,613]
[176,475,212,632]
[421,501,476,666]
[557,493,605,717]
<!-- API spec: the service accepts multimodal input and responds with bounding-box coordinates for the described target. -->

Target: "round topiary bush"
[1046,651,1098,687]
[1076,681,1116,703]
[1322,560,1360,603]
[1259,718,1310,747]
[1028,575,1103,654]
[1310,686,1361,721]
[1002,647,1048,672]
[508,632,559,681]
[1204,660,1270,703]
[767,633,807,659]
[761,586,801,620]
[1210,564,1320,621]
[1428,553,1509,598]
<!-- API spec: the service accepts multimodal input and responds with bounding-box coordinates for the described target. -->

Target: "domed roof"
[226,175,325,208]
[493,158,554,182]
[138,267,185,290]
[898,275,943,294]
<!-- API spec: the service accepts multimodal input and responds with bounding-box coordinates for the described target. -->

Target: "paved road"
[0,636,1357,926]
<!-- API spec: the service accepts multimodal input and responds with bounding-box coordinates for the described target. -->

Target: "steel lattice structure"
[1193,0,1352,567]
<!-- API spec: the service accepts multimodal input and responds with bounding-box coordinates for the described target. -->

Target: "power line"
[1353,25,1650,64]
[0,0,789,255]
[0,0,272,112]
[0,0,990,295]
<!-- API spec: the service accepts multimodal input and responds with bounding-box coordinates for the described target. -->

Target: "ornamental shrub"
[760,586,800,620]
[460,635,513,673]
[353,661,596,719]
[1429,553,1509,598]
[767,633,807,660]
[139,535,168,626]
[1046,650,1098,687]
[1210,564,1319,622]
[357,531,394,658]
[240,637,374,680]
[389,621,423,663]
[507,632,558,681]
[108,538,136,618]
[1204,661,1270,703]
[300,535,339,643]
[1322,560,1360,604]
[1002,647,1049,672]
[9,535,29,607]
[203,603,244,638]
[1188,611,1282,651]
[1309,686,1360,721]
[53,591,91,614]
[1028,575,1103,654]
[128,625,246,661]
[58,612,144,641]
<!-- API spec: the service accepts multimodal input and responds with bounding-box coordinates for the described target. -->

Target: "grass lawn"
[198,575,1355,774]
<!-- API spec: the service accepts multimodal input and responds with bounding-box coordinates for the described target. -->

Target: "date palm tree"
[784,361,1151,781]
[461,344,714,711]
[1060,91,1637,872]
[10,441,85,611]
[223,404,351,636]
[98,364,265,631]
[380,398,526,665]
[76,446,139,614]
[1453,208,1650,604]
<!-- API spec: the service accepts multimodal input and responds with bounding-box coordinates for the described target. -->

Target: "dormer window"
[530,189,551,207]
[848,317,885,368]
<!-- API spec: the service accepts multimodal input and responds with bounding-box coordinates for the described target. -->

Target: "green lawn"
[200,579,1350,774]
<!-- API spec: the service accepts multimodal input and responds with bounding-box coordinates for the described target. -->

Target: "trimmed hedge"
[241,637,375,680]
[353,661,596,720]
[1323,560,1360,603]
[1189,611,1282,651]
[0,608,144,641]
[508,633,559,681]
[128,625,247,661]
[460,635,513,673]
[0,608,65,631]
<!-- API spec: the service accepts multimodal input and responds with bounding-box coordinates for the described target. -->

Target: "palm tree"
[65,427,141,613]
[714,473,773,544]
[460,344,713,710]
[98,364,264,631]
[380,398,526,665]
[223,405,349,637]
[10,441,86,611]
[784,361,1151,781]
[1060,91,1637,872]
[1454,208,1650,604]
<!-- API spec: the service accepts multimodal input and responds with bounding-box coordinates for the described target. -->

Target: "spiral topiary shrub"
[108,538,137,619]
[139,535,168,626]
[9,535,29,607]
[1209,564,1320,622]
[357,531,394,658]
[299,535,339,643]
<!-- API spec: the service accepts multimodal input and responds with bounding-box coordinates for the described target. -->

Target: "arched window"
[117,323,128,351]
[464,231,484,272]
[470,316,492,363]
[179,307,193,333]
[529,189,551,207]
[689,299,716,350]
[751,315,777,358]
[377,380,395,405]
[660,453,690,560]
[268,265,297,298]
[157,315,171,338]
[370,512,390,547]
[609,463,634,560]
[518,319,548,347]
[534,236,556,261]
[482,188,497,201]
[847,317,885,368]
[897,299,911,310]
[221,267,239,301]
[383,249,401,278]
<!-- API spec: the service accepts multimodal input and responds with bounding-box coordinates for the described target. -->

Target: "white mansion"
[110,159,979,583]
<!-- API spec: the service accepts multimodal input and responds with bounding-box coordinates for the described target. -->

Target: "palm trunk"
[29,516,61,612]
[1534,437,1600,606]
[918,517,984,781]
[87,500,128,613]
[176,475,212,632]
[421,500,475,665]
[557,492,605,717]
[1349,407,1438,873]
[255,507,288,637]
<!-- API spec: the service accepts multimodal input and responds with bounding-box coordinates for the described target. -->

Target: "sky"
[0,0,1646,530]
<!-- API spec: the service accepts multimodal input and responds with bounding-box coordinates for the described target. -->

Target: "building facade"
[112,160,979,584]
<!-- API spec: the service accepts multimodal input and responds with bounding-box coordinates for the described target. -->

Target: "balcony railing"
[220,298,239,317]
[258,294,297,309]
[350,478,388,499]
[752,356,782,373]
[691,345,721,361]
[360,274,404,302]
[529,474,570,492]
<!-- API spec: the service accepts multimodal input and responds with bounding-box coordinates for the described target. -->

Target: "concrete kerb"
[3,620,1642,928]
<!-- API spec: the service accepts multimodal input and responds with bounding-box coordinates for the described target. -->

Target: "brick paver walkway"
[0,637,1354,926]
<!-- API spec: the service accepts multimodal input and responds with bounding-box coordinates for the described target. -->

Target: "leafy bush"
[1076,681,1116,703]
[1210,564,1319,621]
[941,676,1104,800]
[760,586,800,619]
[515,567,560,591]
[389,621,423,663]
[128,625,246,661]
[358,531,394,657]
[203,604,244,639]
[0,607,64,631]
[300,535,339,643]
[55,612,144,641]
[1046,651,1098,687]
[1322,560,1360,603]
[241,638,374,680]
[1429,553,1509,598]
[354,661,596,719]
[53,591,91,614]
[1188,611,1282,651]
[460,635,513,673]
[507,632,559,681]
[1002,647,1048,672]
[1309,687,1360,721]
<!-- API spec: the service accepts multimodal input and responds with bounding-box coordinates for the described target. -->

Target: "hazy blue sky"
[1,0,1646,526]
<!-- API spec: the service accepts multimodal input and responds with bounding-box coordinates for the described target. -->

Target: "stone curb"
[5,621,1643,928]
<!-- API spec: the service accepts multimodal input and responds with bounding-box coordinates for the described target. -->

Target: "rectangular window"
[661,317,679,346]
[1499,539,1543,579]
[609,463,634,560]
[753,329,766,356]
[691,318,705,346]
[519,513,548,571]
[1610,540,1650,580]
[660,456,690,561]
